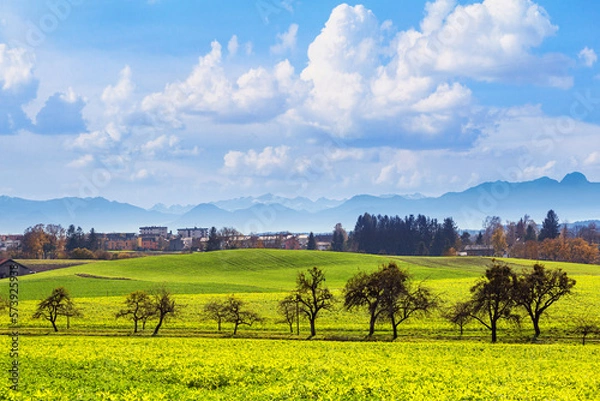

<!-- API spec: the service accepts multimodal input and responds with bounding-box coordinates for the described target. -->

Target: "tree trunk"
[152,315,164,336]
[491,320,497,343]
[582,334,587,345]
[391,314,398,340]
[217,319,221,331]
[133,319,138,334]
[459,324,463,336]
[233,322,239,335]
[309,318,316,337]
[368,313,376,337]
[51,319,58,332]
[533,316,541,339]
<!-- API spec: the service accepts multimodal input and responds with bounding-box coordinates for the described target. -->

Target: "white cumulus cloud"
[228,35,239,57]
[66,154,94,169]
[101,66,135,116]
[578,47,597,67]
[0,44,35,90]
[271,24,299,55]
[141,41,297,125]
[223,146,291,176]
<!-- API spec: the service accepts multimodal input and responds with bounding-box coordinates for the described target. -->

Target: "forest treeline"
[340,210,599,264]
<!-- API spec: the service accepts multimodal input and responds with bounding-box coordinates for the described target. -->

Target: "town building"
[0,235,22,252]
[177,227,209,239]
[139,226,169,237]
[463,245,495,257]
[103,233,139,251]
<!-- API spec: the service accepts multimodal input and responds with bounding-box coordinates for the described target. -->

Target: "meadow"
[5,250,599,339]
[2,250,600,399]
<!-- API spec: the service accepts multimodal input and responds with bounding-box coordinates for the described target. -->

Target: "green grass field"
[3,250,600,400]
[4,250,599,339]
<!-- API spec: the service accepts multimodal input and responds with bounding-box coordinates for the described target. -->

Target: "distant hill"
[1,172,599,233]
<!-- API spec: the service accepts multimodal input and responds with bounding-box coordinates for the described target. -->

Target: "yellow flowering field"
[2,336,599,400]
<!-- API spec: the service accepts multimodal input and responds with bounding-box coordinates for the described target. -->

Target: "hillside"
[16,249,600,301]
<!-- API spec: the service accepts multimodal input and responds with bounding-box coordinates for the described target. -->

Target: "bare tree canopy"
[344,262,437,339]
[32,287,80,332]
[469,260,518,343]
[442,301,473,336]
[151,287,177,336]
[294,266,335,337]
[203,299,228,331]
[514,263,575,339]
[116,291,156,333]
[277,295,298,334]
[222,295,262,335]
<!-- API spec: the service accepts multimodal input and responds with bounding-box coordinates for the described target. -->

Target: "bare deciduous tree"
[386,284,438,340]
[294,267,335,337]
[574,317,599,345]
[344,263,408,337]
[32,287,79,332]
[514,263,576,339]
[151,287,177,336]
[116,291,155,333]
[223,295,262,335]
[442,301,473,336]
[203,299,228,331]
[469,260,518,343]
[277,295,298,334]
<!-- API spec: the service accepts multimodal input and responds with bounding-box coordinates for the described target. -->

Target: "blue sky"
[0,0,599,208]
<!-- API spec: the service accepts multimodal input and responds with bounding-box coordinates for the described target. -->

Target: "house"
[141,237,160,251]
[463,245,495,257]
[0,259,34,279]
[316,241,331,251]
[296,234,309,249]
[168,237,192,252]
[0,235,22,252]
[283,236,301,250]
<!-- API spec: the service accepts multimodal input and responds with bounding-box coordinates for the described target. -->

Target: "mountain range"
[1,172,598,234]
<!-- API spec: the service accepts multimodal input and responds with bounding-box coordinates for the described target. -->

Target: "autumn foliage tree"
[491,227,508,257]
[22,224,66,259]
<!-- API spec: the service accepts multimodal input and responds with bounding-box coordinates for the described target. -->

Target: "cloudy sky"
[0,0,599,207]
